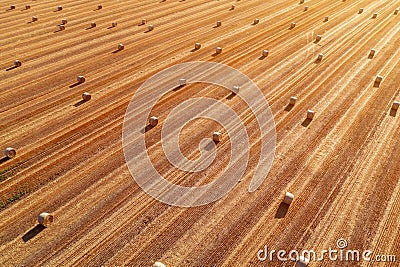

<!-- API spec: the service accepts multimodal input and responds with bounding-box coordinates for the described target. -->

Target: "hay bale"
[14,60,22,67]
[141,19,147,25]
[324,16,329,22]
[178,79,186,86]
[57,6,63,11]
[299,0,304,3]
[4,147,16,158]
[369,49,376,58]
[215,47,222,54]
[359,8,364,14]
[194,43,201,50]
[304,6,309,11]
[295,256,309,267]
[231,5,235,10]
[112,22,117,27]
[315,35,322,42]
[317,53,324,61]
[82,92,91,101]
[10,5,16,10]
[149,116,158,127]
[38,212,54,227]
[375,75,383,84]
[77,76,86,83]
[395,8,399,15]
[148,25,154,31]
[232,85,240,94]
[289,96,297,105]
[59,25,65,31]
[372,13,377,18]
[253,18,260,24]
[61,19,67,25]
[213,132,221,142]
[262,50,269,57]
[98,4,103,9]
[91,22,96,28]
[118,44,124,50]
[283,192,294,205]
[32,16,38,22]
[290,22,296,28]
[26,4,31,10]
[392,101,400,110]
[152,262,166,267]
[307,110,315,119]
[216,21,222,27]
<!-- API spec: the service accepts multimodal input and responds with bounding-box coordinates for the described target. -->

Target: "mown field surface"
[1,0,400,266]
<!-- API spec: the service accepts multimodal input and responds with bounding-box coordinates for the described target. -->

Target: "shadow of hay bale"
[22,224,46,242]
[275,202,290,218]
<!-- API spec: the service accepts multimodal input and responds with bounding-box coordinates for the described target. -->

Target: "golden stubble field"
[1,0,400,266]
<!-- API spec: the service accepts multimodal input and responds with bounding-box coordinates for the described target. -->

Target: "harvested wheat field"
[1,0,400,266]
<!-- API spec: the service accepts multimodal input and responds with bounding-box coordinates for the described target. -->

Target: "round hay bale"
[299,0,304,3]
[315,35,322,42]
[395,8,399,15]
[4,147,16,158]
[61,19,67,25]
[253,18,260,24]
[216,21,222,27]
[375,75,383,83]
[372,13,377,18]
[232,85,240,94]
[304,6,309,11]
[153,262,166,267]
[112,22,117,27]
[359,8,364,14]
[307,110,315,119]
[10,5,16,10]
[194,43,201,50]
[231,5,235,10]
[26,4,31,10]
[149,116,158,127]
[59,25,65,31]
[98,4,103,9]
[317,53,324,60]
[290,22,296,28]
[91,22,96,28]
[141,19,147,25]
[283,192,294,205]
[57,6,63,11]
[148,25,154,31]
[82,92,91,101]
[32,16,38,22]
[215,47,222,54]
[289,96,297,105]
[14,60,22,67]
[392,101,400,110]
[118,44,124,50]
[178,79,186,86]
[262,50,269,57]
[77,76,86,83]
[324,16,329,22]
[38,212,54,227]
[213,132,221,142]
[295,256,309,267]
